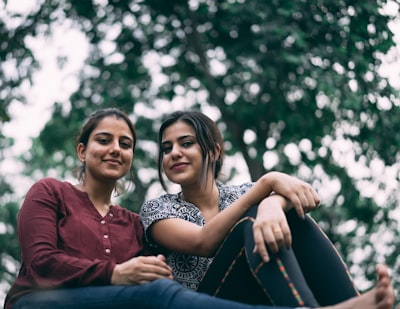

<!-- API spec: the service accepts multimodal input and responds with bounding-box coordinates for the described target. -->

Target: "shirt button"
[104,234,109,239]
[105,249,111,254]
[100,220,106,224]
[109,213,114,217]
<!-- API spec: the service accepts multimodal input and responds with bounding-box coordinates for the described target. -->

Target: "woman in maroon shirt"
[4,108,394,309]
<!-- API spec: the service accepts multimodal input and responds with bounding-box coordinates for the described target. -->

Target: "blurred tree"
[0,200,20,289]
[0,137,20,297]
[0,0,45,287]
[1,0,400,300]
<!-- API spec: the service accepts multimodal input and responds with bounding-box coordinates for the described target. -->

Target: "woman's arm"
[149,172,320,257]
[252,194,293,262]
[252,182,321,262]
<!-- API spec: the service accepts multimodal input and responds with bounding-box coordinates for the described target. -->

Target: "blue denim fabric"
[12,279,292,309]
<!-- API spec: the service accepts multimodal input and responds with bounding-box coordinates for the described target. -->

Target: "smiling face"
[157,111,225,191]
[160,120,205,188]
[77,115,135,184]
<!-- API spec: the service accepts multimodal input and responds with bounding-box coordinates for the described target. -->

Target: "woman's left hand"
[265,171,320,219]
[252,194,291,262]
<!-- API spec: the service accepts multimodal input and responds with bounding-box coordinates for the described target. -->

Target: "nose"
[110,139,121,155]
[169,144,182,158]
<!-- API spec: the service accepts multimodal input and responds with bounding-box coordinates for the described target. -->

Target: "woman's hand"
[252,195,291,262]
[264,171,320,219]
[111,254,173,285]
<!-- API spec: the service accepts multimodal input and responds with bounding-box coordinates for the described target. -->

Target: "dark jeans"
[12,279,296,309]
[198,207,359,307]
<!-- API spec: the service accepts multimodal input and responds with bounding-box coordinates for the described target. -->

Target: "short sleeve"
[218,182,254,209]
[140,195,180,245]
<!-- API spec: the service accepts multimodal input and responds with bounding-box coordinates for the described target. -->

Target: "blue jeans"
[12,279,296,309]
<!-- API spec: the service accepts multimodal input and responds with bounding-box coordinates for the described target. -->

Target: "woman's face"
[160,120,204,187]
[77,116,135,184]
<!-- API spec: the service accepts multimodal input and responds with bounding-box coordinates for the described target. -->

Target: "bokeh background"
[1,0,400,305]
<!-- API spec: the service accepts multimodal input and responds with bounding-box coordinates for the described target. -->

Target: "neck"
[181,181,219,211]
[77,178,115,213]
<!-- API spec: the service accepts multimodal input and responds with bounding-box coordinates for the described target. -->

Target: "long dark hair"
[158,110,224,191]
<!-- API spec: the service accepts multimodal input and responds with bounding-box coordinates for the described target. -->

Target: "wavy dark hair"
[158,110,224,191]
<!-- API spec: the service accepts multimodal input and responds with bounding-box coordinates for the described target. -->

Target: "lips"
[170,162,188,171]
[104,159,121,165]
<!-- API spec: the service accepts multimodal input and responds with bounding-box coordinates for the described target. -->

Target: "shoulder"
[20,178,79,214]
[28,177,73,194]
[140,193,180,229]
[218,181,254,196]
[218,181,254,208]
[141,193,179,213]
[25,178,87,205]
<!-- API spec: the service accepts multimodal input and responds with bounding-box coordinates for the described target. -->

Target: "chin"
[103,173,125,181]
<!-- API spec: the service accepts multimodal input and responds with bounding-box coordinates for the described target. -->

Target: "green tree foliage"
[0,0,46,286]
[0,200,20,288]
[0,122,19,293]
[1,0,400,300]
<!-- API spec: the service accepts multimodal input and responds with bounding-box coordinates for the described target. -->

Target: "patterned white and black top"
[140,181,254,291]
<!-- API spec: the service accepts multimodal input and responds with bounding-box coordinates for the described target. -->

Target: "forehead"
[162,120,196,142]
[92,116,133,138]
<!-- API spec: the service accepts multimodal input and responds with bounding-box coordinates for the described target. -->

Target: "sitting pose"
[4,108,394,309]
[140,110,395,308]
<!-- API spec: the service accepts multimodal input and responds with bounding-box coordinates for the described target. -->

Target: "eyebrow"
[161,134,196,145]
[95,132,134,142]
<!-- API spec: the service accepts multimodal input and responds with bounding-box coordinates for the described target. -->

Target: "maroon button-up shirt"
[4,178,148,309]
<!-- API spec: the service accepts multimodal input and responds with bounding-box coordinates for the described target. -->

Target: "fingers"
[136,270,173,284]
[129,256,173,283]
[265,225,291,254]
[376,264,389,281]
[253,229,270,262]
[272,226,291,249]
[374,264,394,309]
[253,198,293,262]
[293,203,305,219]
[253,222,291,262]
[156,254,167,262]
[112,255,174,285]
[291,187,319,209]
[269,172,321,218]
[287,185,320,219]
[141,256,172,275]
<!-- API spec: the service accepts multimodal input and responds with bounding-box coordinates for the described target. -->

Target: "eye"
[161,145,172,154]
[182,140,194,148]
[120,140,133,149]
[98,138,110,145]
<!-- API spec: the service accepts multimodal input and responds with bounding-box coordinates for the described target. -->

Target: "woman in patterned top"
[140,110,394,308]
